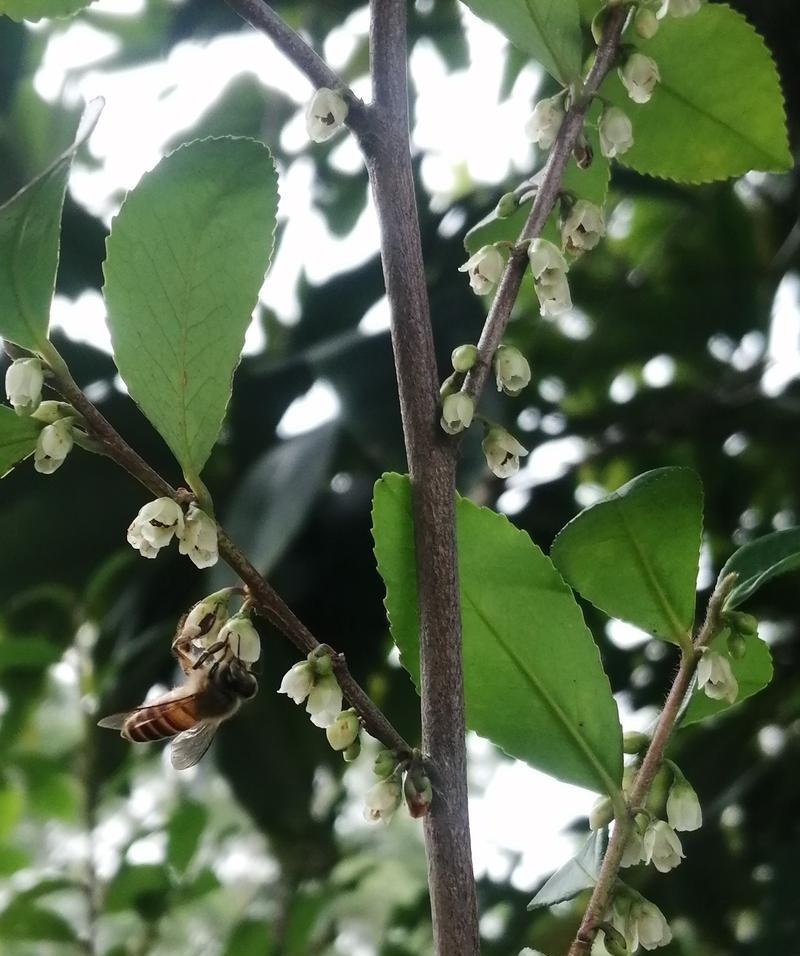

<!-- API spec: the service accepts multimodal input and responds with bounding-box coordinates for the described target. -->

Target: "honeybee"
[97,629,258,770]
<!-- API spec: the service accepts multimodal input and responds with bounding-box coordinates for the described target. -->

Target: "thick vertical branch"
[357,3,479,953]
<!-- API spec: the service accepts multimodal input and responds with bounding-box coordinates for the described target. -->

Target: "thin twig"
[566,573,737,956]
[462,5,629,404]
[223,0,370,134]
[42,347,411,758]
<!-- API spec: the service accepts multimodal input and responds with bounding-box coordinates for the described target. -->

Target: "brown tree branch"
[42,346,411,758]
[462,5,629,404]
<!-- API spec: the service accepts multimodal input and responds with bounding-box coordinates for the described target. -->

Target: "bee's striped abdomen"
[122,701,197,742]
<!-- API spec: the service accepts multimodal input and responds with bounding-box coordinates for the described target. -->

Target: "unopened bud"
[343,738,362,762]
[31,400,74,424]
[403,767,433,818]
[451,344,479,373]
[644,765,671,819]
[573,135,593,169]
[623,731,650,755]
[601,924,630,956]
[725,610,758,636]
[589,795,614,830]
[495,192,518,219]
[373,749,397,778]
[326,709,360,751]
[727,632,747,660]
[634,6,659,38]
[310,649,333,677]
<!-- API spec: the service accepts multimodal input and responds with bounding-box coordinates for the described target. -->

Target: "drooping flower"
[599,106,634,159]
[612,892,673,951]
[181,590,231,644]
[127,497,185,558]
[458,245,504,296]
[5,357,44,415]
[524,96,565,150]
[306,672,343,728]
[440,392,475,436]
[528,238,572,316]
[403,767,433,818]
[219,614,261,663]
[482,426,529,479]
[642,819,685,873]
[33,418,74,475]
[561,199,606,255]
[666,775,702,832]
[278,660,315,704]
[619,53,661,105]
[305,87,348,142]
[363,775,402,824]
[494,345,531,397]
[325,709,360,751]
[696,648,738,703]
[178,504,218,569]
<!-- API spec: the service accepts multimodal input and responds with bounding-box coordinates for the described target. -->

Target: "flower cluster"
[610,889,672,952]
[364,750,432,824]
[279,650,343,728]
[182,591,262,665]
[528,239,572,316]
[127,498,218,568]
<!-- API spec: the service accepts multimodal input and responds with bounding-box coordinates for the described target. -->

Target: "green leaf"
[0,99,102,350]
[527,829,605,909]
[167,799,207,876]
[681,630,773,727]
[0,406,43,477]
[551,468,703,644]
[0,0,97,21]
[103,137,279,482]
[0,900,78,942]
[465,113,609,255]
[460,0,583,84]
[373,473,622,795]
[223,920,273,956]
[104,864,171,919]
[719,528,800,610]
[600,4,791,182]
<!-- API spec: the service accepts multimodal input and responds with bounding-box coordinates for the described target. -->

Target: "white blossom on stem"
[182,591,230,644]
[619,53,661,105]
[528,238,572,316]
[482,426,528,479]
[458,245,504,296]
[697,648,738,703]
[612,893,673,951]
[363,775,402,824]
[561,200,606,255]
[278,660,315,704]
[524,96,565,150]
[666,775,702,832]
[306,673,343,728]
[326,709,360,751]
[178,504,218,569]
[440,392,474,435]
[219,615,261,663]
[33,418,74,475]
[5,358,44,415]
[127,497,184,558]
[305,87,348,142]
[599,106,634,159]
[494,346,531,397]
[643,819,685,873]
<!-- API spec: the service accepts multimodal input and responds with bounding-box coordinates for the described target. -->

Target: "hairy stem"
[567,574,736,955]
[462,5,629,404]
[42,345,411,758]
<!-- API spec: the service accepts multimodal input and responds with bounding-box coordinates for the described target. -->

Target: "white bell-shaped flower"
[482,426,528,479]
[493,346,531,397]
[619,53,661,105]
[528,239,572,316]
[642,819,685,873]
[524,96,565,150]
[306,672,343,728]
[659,0,701,17]
[305,87,348,143]
[178,504,218,569]
[458,245,504,296]
[363,775,402,824]
[599,106,634,159]
[278,660,315,704]
[440,392,475,436]
[34,418,74,475]
[219,615,261,663]
[325,709,360,751]
[561,200,606,255]
[127,497,184,558]
[5,358,44,415]
[182,590,231,644]
[666,776,702,832]
[613,893,672,952]
[697,648,738,703]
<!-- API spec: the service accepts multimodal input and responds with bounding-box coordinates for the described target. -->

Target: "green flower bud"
[589,795,614,830]
[727,632,748,660]
[403,767,433,818]
[725,610,758,636]
[495,192,518,219]
[373,749,397,778]
[343,738,362,762]
[634,6,659,38]
[644,765,671,819]
[623,731,650,755]
[325,709,360,751]
[451,344,479,373]
[600,923,629,956]
[310,649,333,677]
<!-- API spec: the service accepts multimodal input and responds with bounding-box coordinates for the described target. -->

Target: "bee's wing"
[170,721,219,770]
[97,713,130,730]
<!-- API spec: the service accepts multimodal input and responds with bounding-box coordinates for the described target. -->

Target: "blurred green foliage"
[0,1,798,954]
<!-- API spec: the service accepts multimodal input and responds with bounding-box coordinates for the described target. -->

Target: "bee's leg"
[171,633,196,676]
[193,639,228,670]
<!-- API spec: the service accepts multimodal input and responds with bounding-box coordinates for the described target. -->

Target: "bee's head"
[215,657,258,700]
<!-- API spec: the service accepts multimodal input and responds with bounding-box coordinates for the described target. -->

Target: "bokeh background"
[0,1,798,953]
